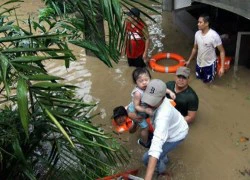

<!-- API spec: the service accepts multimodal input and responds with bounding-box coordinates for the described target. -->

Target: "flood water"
[14,1,250,179]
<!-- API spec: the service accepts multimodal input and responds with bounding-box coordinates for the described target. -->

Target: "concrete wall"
[163,0,250,19]
[174,0,192,10]
[163,0,192,11]
[193,0,250,19]
[172,9,197,41]
[238,35,250,67]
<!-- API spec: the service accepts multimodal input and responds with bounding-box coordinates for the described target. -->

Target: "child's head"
[132,67,151,90]
[112,106,128,126]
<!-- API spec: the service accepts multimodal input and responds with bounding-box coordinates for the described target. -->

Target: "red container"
[217,56,232,73]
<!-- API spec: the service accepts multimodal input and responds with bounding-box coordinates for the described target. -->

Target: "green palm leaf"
[12,63,46,73]
[43,106,75,148]
[0,33,67,43]
[12,55,71,62]
[2,47,69,53]
[0,25,12,33]
[12,138,36,180]
[32,82,76,89]
[28,74,63,81]
[17,76,29,137]
[0,53,10,97]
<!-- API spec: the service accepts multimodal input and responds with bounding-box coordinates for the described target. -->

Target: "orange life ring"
[149,52,185,73]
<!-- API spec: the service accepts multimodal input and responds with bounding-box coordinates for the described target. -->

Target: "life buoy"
[149,52,185,73]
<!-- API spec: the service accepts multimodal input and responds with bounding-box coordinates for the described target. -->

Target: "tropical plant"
[0,0,130,179]
[42,0,160,67]
[1,0,161,179]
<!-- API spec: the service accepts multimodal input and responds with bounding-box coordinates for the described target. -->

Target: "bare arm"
[121,20,128,57]
[145,156,158,180]
[143,26,150,62]
[184,111,197,124]
[217,44,226,77]
[133,91,145,113]
[127,112,141,133]
[186,44,198,66]
[166,88,176,100]
[128,111,142,121]
[133,91,153,116]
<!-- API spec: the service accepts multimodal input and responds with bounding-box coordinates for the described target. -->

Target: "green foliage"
[0,1,130,179]
[41,0,161,67]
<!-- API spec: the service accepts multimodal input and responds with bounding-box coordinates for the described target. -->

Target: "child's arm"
[166,88,176,100]
[133,91,154,116]
[133,91,146,113]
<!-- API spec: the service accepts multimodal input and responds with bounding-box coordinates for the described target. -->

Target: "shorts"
[128,55,146,68]
[196,61,216,83]
[127,103,148,129]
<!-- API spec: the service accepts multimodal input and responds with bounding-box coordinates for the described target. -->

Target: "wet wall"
[193,0,250,20]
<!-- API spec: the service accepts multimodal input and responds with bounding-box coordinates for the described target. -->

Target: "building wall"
[174,0,192,10]
[163,0,250,19]
[193,0,250,19]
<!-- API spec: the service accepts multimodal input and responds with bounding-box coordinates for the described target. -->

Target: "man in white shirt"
[141,79,189,179]
[186,14,226,83]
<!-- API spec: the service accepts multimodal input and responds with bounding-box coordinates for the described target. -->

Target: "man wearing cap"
[166,67,199,124]
[123,7,149,67]
[141,79,189,179]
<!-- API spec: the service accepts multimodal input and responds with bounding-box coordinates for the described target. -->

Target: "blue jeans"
[142,139,184,174]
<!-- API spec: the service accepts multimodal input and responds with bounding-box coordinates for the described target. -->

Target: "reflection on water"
[45,49,100,117]
[147,4,165,57]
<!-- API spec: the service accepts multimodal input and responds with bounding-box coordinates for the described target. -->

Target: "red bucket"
[217,56,232,73]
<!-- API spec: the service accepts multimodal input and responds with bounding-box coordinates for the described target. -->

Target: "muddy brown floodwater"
[11,0,250,179]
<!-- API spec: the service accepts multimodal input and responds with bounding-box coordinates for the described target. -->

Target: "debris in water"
[239,169,250,176]
[239,136,249,142]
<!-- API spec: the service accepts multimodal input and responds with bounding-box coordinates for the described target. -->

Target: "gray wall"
[238,35,250,67]
[163,0,250,19]
[193,0,250,19]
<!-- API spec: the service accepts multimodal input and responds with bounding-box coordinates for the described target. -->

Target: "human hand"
[120,47,126,58]
[218,67,225,77]
[128,112,143,122]
[143,52,148,61]
[185,60,190,66]
[145,108,153,116]
[169,91,176,100]
[143,58,149,64]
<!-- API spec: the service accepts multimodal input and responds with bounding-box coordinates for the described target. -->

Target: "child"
[112,105,154,136]
[128,67,176,148]
[127,68,152,148]
[112,106,134,133]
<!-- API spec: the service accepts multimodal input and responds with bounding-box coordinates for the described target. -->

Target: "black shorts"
[128,56,146,68]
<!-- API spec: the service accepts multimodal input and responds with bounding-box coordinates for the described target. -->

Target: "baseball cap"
[142,79,166,107]
[126,7,140,18]
[176,67,190,78]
